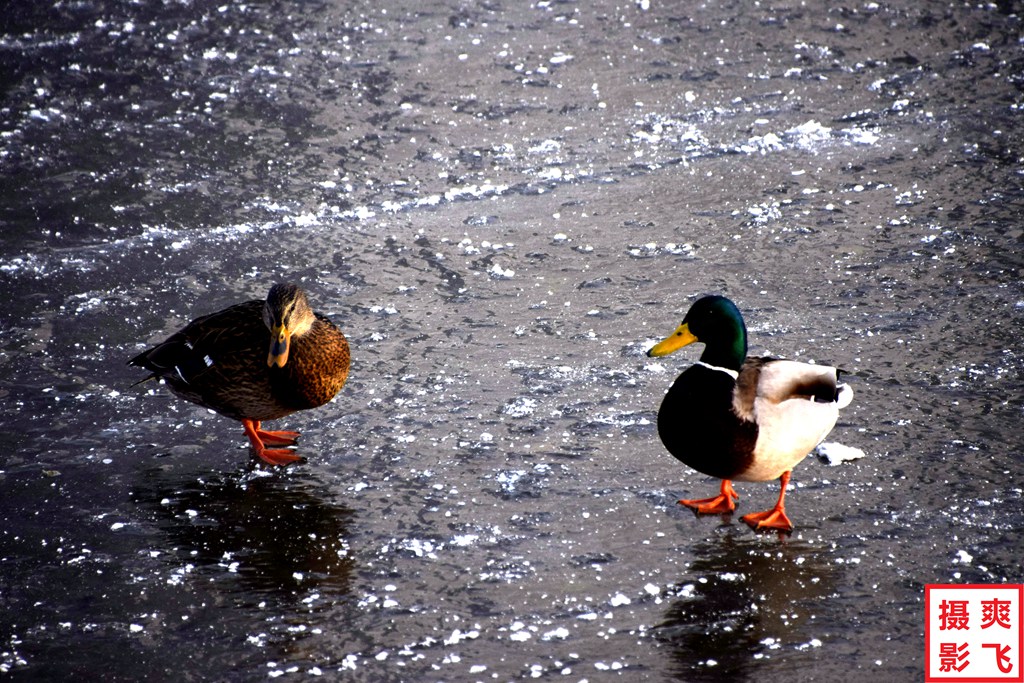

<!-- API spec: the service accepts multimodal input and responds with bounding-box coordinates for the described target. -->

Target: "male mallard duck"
[646,295,852,531]
[130,283,350,465]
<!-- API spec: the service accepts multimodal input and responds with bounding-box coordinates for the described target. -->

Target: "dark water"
[2,1,1023,680]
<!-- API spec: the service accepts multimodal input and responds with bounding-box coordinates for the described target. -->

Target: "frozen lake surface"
[2,1,1023,680]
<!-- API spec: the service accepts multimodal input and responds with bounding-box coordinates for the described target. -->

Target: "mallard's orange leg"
[741,471,794,532]
[242,419,303,466]
[679,479,739,514]
[252,420,300,447]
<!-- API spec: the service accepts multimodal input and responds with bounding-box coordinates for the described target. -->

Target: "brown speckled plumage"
[130,283,350,465]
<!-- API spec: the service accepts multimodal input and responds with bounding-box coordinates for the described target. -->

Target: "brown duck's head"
[263,283,315,368]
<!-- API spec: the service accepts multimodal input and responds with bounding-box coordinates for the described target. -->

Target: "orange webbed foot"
[242,419,304,467]
[254,447,306,466]
[250,420,300,446]
[256,429,300,447]
[679,480,739,514]
[741,507,793,532]
[741,471,794,532]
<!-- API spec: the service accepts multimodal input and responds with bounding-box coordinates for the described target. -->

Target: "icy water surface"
[2,1,1023,680]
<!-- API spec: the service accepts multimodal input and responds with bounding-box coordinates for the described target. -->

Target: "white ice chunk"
[817,442,866,465]
[609,593,631,607]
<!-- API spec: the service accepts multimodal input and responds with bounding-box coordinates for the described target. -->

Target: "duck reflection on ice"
[133,467,355,599]
[654,531,838,681]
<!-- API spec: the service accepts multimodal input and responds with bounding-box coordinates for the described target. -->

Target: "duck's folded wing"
[762,359,843,401]
[128,301,261,386]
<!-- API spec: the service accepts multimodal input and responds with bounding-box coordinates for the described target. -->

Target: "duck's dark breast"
[656,365,757,480]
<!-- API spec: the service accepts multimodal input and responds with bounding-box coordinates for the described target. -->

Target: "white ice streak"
[587,411,651,428]
[626,242,694,258]
[739,119,879,155]
[337,182,509,221]
[631,115,708,150]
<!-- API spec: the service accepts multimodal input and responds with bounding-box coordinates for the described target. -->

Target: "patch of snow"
[817,442,866,465]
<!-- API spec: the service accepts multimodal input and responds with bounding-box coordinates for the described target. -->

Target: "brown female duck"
[130,283,350,465]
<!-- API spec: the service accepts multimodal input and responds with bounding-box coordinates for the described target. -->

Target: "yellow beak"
[268,324,290,368]
[647,323,699,357]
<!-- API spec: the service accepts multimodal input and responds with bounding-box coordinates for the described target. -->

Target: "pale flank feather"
[734,360,851,482]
